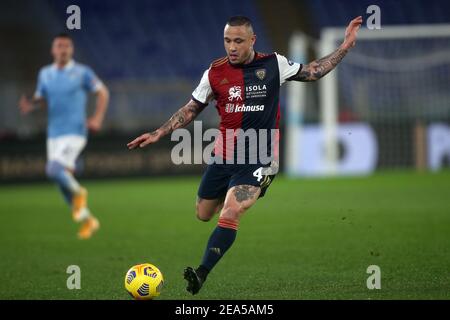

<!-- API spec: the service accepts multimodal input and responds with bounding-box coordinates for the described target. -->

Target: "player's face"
[51,37,74,65]
[224,25,256,65]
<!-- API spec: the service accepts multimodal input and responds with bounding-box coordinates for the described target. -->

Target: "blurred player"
[128,16,362,294]
[18,33,109,239]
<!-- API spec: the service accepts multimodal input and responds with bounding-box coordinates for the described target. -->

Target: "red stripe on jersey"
[208,60,245,160]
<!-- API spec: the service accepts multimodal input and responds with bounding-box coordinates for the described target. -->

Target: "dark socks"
[195,265,210,282]
[200,225,237,273]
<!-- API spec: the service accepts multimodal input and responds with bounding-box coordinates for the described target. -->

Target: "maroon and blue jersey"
[192,52,301,163]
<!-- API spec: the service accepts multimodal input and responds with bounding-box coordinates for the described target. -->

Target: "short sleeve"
[275,53,302,85]
[83,66,104,92]
[192,69,213,106]
[34,69,46,99]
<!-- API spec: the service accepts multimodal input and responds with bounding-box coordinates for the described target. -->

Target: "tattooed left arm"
[289,16,363,82]
[289,47,349,82]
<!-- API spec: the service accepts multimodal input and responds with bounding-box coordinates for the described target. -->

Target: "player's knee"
[218,207,241,230]
[220,205,246,222]
[196,212,212,222]
[196,211,212,222]
[195,203,213,222]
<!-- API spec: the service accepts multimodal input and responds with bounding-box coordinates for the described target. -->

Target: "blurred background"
[1,0,450,182]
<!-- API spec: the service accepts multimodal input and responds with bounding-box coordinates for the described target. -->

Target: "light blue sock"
[46,161,80,206]
[57,184,73,205]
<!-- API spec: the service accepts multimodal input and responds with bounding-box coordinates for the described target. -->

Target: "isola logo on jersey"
[246,84,267,92]
[245,84,268,99]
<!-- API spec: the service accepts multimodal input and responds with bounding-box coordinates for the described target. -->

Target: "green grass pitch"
[1,170,450,300]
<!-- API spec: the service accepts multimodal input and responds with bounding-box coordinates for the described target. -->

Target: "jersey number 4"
[253,167,272,189]
[253,167,263,182]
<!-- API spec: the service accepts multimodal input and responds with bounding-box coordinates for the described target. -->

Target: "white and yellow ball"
[124,263,164,300]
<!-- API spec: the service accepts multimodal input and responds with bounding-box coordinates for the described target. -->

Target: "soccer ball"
[124,263,164,300]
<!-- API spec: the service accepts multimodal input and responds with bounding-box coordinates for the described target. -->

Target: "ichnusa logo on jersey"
[225,103,265,113]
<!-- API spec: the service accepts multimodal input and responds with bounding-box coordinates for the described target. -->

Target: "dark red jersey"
[192,52,301,163]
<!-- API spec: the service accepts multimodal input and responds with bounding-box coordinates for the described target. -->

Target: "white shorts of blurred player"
[47,135,87,170]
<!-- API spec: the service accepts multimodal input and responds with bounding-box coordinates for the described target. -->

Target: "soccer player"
[127,16,362,294]
[18,33,109,239]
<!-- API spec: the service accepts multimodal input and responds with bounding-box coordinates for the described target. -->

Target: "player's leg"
[46,136,85,211]
[185,184,261,295]
[195,162,230,222]
[45,160,90,220]
[185,162,277,294]
[46,135,99,239]
[196,196,225,222]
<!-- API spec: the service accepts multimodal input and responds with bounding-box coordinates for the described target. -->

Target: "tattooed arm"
[289,47,349,82]
[158,99,206,135]
[289,16,363,82]
[127,99,206,149]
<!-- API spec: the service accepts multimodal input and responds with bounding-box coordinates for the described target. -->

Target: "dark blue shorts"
[197,161,277,200]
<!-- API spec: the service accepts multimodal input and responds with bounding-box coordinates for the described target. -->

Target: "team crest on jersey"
[228,86,242,101]
[255,69,266,80]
